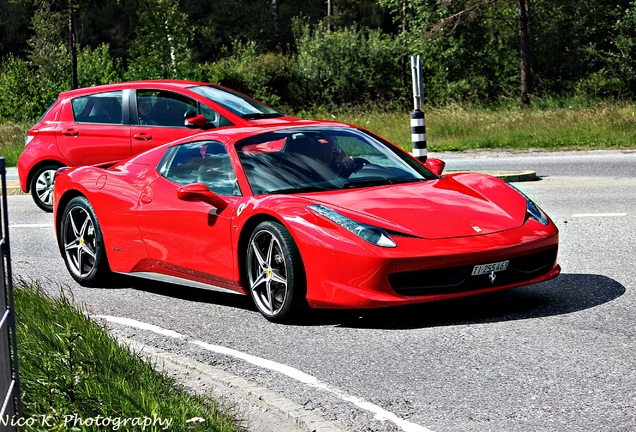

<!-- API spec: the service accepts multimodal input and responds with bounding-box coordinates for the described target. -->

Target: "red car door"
[56,90,132,165]
[130,89,209,155]
[134,141,242,290]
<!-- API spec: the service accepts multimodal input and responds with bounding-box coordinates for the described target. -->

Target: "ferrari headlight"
[308,204,396,248]
[508,184,549,226]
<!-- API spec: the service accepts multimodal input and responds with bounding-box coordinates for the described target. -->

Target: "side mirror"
[425,158,446,176]
[176,183,228,209]
[184,113,207,128]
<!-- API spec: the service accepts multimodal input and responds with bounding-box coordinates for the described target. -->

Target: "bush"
[0,55,36,121]
[0,42,124,122]
[197,42,291,108]
[0,55,63,121]
[77,43,124,88]
[289,21,407,108]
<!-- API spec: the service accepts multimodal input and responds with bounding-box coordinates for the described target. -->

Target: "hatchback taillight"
[25,130,39,146]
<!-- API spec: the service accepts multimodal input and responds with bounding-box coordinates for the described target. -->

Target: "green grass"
[301,100,636,152]
[14,278,239,431]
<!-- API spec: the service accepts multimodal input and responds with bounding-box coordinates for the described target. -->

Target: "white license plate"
[471,260,509,276]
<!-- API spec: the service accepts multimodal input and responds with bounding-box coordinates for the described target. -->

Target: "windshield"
[188,85,284,118]
[235,127,437,195]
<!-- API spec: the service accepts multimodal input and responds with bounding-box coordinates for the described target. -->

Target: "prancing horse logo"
[488,271,497,284]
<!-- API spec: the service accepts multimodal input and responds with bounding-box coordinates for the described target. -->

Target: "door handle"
[62,128,79,137]
[133,132,152,141]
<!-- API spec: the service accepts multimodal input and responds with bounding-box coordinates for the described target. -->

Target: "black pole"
[0,157,23,423]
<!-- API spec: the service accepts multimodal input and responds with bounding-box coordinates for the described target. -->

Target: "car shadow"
[301,273,626,329]
[106,273,624,329]
[112,276,255,312]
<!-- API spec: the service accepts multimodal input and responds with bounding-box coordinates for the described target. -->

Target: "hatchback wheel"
[30,165,60,212]
[60,196,111,286]
[246,221,306,322]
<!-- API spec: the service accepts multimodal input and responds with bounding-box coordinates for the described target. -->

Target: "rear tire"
[246,221,307,322]
[30,165,60,212]
[60,196,112,286]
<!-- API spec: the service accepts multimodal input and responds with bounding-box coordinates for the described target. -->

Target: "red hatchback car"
[18,80,297,211]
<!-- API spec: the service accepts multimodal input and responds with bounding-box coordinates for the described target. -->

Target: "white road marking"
[98,315,435,432]
[9,223,54,228]
[571,213,627,218]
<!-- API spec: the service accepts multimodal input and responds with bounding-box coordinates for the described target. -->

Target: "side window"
[72,91,123,124]
[136,89,228,128]
[136,90,196,127]
[199,104,219,125]
[159,141,240,196]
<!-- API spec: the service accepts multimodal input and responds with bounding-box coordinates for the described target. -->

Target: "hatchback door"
[129,89,222,155]
[56,90,132,165]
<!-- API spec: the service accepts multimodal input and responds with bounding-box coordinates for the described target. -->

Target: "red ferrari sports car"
[53,121,560,322]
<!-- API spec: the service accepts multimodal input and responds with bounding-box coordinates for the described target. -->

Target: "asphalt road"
[6,150,636,432]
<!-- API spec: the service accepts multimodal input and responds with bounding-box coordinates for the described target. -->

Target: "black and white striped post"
[410,55,427,162]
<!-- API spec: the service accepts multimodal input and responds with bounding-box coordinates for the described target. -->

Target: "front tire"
[30,165,60,212]
[60,196,111,286]
[246,221,306,322]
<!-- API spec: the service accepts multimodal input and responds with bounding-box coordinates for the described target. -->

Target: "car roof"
[57,80,211,98]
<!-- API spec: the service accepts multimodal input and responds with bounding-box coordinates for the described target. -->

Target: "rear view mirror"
[176,183,227,209]
[184,114,207,128]
[425,158,446,176]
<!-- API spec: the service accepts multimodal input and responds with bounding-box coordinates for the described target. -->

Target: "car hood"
[307,173,527,239]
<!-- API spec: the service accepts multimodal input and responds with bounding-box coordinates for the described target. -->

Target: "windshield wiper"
[241,113,284,120]
[268,185,331,194]
[343,178,422,189]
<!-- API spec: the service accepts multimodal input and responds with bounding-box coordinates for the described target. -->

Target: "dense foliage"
[1,0,636,120]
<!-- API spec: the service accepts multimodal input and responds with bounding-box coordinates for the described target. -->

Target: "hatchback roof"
[57,80,214,98]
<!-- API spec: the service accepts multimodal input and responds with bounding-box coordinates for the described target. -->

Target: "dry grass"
[0,121,29,166]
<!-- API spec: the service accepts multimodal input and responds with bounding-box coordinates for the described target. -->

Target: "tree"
[127,0,191,79]
[272,0,281,43]
[67,0,78,88]
[378,0,532,105]
[0,0,33,59]
[517,0,530,105]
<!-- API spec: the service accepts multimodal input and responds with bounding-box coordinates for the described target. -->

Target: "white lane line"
[98,315,434,432]
[10,223,54,228]
[571,213,627,218]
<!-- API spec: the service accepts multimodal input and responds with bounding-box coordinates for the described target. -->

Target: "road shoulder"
[120,338,347,432]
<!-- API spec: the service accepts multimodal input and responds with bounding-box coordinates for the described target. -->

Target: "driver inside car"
[286,133,364,179]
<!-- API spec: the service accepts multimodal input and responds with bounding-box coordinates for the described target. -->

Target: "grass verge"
[14,278,239,431]
[302,100,636,152]
[0,122,29,166]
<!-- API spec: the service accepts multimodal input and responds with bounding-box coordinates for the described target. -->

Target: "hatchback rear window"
[72,91,124,124]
